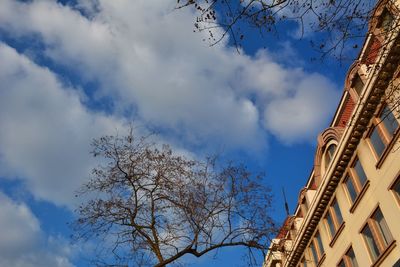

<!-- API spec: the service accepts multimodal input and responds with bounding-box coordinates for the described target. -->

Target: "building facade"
[264,1,400,266]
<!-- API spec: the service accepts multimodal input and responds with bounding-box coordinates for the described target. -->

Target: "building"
[263,1,400,266]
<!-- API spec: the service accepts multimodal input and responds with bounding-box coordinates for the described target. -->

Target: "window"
[325,199,344,240]
[392,176,400,202]
[315,232,325,257]
[344,158,368,205]
[299,257,307,267]
[310,231,325,265]
[310,242,319,265]
[381,105,399,136]
[345,176,358,203]
[338,247,359,267]
[361,207,393,262]
[325,144,337,168]
[345,248,359,267]
[369,126,386,157]
[368,105,399,158]
[353,159,368,185]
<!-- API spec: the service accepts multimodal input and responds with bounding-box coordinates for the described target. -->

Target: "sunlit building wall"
[263,1,400,266]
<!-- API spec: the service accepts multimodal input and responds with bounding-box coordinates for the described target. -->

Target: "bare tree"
[176,0,398,60]
[73,129,276,267]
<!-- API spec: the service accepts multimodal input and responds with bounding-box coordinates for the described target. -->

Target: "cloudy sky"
[0,0,347,266]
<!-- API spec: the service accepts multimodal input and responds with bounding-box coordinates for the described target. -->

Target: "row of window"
[343,104,399,211]
[299,104,400,266]
[300,204,396,267]
[322,104,399,214]
[337,10,397,264]
[298,10,398,265]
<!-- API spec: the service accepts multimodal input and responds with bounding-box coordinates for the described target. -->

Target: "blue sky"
[0,0,354,266]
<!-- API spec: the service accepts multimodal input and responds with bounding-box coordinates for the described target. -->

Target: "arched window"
[324,144,337,168]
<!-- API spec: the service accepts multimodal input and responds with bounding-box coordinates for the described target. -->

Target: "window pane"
[393,178,400,199]
[381,106,399,137]
[362,225,380,261]
[370,126,386,157]
[326,213,335,237]
[332,200,343,225]
[346,247,359,267]
[325,144,337,167]
[353,160,367,187]
[301,258,307,267]
[373,208,393,247]
[345,176,357,203]
[310,242,319,264]
[316,233,325,256]
[338,260,346,267]
[328,144,336,157]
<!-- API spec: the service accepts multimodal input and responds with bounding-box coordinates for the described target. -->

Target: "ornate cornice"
[285,36,400,267]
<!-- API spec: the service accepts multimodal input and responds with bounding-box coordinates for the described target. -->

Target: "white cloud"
[0,3,342,265]
[0,43,125,206]
[0,0,339,147]
[233,51,340,143]
[263,74,339,144]
[0,191,74,267]
[0,0,340,206]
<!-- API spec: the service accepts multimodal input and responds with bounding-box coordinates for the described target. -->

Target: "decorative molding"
[285,35,400,267]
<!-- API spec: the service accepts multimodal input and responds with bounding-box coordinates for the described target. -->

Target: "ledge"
[329,222,345,247]
[371,240,396,267]
[316,253,326,267]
